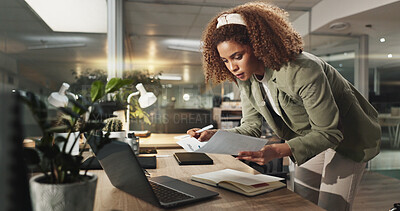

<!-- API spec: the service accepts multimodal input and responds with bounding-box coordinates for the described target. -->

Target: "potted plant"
[20,78,132,211]
[103,117,126,141]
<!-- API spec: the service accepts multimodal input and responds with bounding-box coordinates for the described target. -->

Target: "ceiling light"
[388,54,393,58]
[153,74,182,81]
[28,42,86,50]
[164,39,202,52]
[167,45,201,53]
[163,39,200,47]
[380,38,386,43]
[329,22,350,31]
[24,0,107,33]
[183,94,190,101]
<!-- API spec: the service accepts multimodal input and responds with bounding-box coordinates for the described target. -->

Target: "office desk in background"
[139,133,183,148]
[91,149,323,211]
[23,133,185,149]
[378,113,400,148]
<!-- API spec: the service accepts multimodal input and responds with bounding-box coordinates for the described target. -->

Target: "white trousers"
[293,149,366,211]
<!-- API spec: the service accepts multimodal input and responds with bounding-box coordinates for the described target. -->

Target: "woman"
[187,2,381,211]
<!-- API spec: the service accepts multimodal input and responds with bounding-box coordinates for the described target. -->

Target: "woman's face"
[217,40,265,81]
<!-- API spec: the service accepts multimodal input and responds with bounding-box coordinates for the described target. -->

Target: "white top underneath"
[254,73,281,116]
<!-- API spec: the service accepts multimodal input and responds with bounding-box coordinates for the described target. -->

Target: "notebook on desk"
[87,140,218,208]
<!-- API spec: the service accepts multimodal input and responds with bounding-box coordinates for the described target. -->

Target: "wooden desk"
[91,149,323,211]
[139,133,184,148]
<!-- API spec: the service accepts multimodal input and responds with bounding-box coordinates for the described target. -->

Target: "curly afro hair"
[202,2,304,84]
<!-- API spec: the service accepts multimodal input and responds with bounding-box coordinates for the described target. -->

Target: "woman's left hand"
[236,143,292,165]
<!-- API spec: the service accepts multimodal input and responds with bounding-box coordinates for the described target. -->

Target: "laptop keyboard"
[149,180,194,203]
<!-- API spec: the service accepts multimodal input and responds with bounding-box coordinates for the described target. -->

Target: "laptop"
[88,139,219,208]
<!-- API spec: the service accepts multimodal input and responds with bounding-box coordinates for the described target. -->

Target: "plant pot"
[102,131,126,141]
[113,109,126,129]
[29,173,97,211]
[54,132,80,155]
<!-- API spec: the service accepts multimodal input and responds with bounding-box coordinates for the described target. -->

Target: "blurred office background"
[1,0,400,178]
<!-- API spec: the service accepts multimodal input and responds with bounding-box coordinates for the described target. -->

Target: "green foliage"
[123,70,162,96]
[69,69,161,126]
[105,78,133,94]
[103,118,123,132]
[18,78,131,184]
[69,69,107,98]
[129,98,152,125]
[53,113,83,132]
[123,70,162,126]
[91,80,106,102]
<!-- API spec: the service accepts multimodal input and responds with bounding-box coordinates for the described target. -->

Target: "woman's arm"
[237,143,292,165]
[186,128,218,142]
[187,84,263,142]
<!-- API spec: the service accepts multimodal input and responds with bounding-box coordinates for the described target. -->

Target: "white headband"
[216,13,246,29]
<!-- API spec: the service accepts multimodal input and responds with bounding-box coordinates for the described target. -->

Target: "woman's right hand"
[186,128,218,142]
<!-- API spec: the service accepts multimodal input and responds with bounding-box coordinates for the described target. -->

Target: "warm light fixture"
[164,39,202,52]
[24,0,107,33]
[28,42,86,50]
[388,54,393,58]
[167,45,201,53]
[157,74,183,81]
[380,38,386,43]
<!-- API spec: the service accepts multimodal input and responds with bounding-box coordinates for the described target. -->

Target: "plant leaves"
[69,97,89,115]
[17,90,49,129]
[80,122,106,132]
[39,133,53,146]
[54,153,83,182]
[58,107,80,119]
[46,125,70,133]
[143,114,152,125]
[105,78,133,94]
[23,148,41,166]
[54,136,68,143]
[91,80,105,103]
[104,78,121,94]
[36,144,60,159]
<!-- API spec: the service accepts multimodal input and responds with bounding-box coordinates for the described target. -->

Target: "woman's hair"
[202,2,304,83]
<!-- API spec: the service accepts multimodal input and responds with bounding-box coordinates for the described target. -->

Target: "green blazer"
[226,52,381,165]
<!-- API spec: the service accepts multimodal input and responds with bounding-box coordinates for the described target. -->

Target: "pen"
[195,124,213,133]
[174,124,214,140]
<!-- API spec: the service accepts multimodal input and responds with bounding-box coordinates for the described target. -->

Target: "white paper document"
[176,130,268,155]
[176,137,206,152]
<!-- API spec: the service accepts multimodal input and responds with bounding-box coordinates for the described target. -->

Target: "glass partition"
[1,0,108,136]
